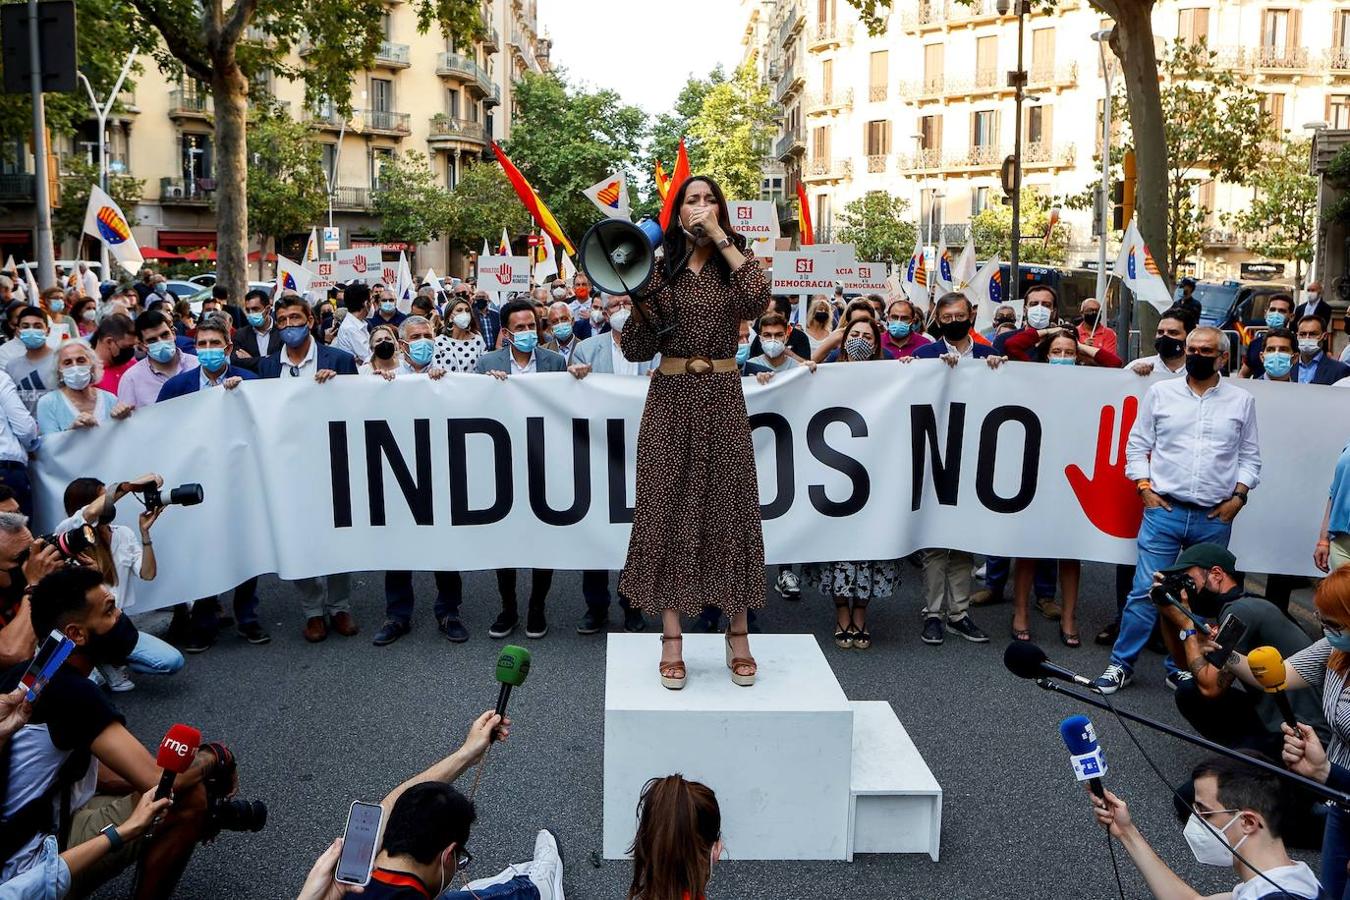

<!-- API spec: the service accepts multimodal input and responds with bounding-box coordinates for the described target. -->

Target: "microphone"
[691,223,706,239]
[1059,714,1109,798]
[1004,642,1098,689]
[494,645,532,719]
[1248,645,1298,729]
[154,724,202,800]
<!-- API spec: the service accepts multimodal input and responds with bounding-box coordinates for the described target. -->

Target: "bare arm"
[379,711,506,815]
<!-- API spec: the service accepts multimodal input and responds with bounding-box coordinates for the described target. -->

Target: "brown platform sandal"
[659,634,686,690]
[724,630,757,687]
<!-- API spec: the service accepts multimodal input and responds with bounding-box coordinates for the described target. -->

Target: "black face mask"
[373,341,397,360]
[472,297,486,309]
[1154,335,1185,360]
[994,317,1015,327]
[813,310,829,323]
[940,319,972,342]
[83,613,139,665]
[1185,353,1218,380]
[111,346,136,367]
[1081,312,1099,326]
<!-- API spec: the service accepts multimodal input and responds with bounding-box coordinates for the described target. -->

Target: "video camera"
[123,479,204,511]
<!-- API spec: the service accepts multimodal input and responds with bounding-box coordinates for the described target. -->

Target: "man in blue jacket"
[156,313,255,401]
[257,294,359,380]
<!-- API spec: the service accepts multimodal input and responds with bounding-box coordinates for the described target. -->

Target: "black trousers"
[495,569,553,613]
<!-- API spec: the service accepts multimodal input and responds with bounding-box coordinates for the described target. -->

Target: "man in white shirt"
[333,282,374,365]
[1128,309,1191,378]
[569,294,658,377]
[78,263,100,300]
[0,369,36,515]
[1095,325,1260,695]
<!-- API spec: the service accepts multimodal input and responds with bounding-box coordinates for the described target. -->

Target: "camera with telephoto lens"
[200,741,267,840]
[1149,571,1195,607]
[35,524,97,563]
[125,480,204,511]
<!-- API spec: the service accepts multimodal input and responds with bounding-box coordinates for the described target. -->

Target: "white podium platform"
[603,633,942,862]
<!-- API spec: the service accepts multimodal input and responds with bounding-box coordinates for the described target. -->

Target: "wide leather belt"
[657,356,740,375]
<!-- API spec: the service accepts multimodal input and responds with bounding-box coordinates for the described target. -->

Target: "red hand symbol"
[1064,396,1143,539]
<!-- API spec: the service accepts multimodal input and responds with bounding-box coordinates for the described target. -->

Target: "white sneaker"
[775,570,802,599]
[531,828,565,900]
[99,664,135,693]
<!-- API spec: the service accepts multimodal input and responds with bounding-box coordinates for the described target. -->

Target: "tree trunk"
[1097,0,1173,288]
[212,58,250,306]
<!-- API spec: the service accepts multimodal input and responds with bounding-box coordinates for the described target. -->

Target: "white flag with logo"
[969,256,1008,332]
[534,229,558,284]
[582,173,631,221]
[395,252,414,313]
[951,237,977,292]
[82,185,143,277]
[901,233,929,309]
[304,228,320,264]
[274,255,315,298]
[1113,218,1174,313]
[423,268,444,297]
[560,247,577,282]
[23,262,39,305]
[934,233,955,294]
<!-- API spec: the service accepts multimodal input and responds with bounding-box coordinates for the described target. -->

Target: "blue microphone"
[1059,714,1108,799]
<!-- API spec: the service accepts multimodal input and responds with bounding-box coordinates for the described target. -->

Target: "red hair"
[1316,565,1350,674]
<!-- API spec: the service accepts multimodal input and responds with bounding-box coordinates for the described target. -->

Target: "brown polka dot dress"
[617,247,772,617]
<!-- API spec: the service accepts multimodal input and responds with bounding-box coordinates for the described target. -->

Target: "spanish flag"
[658,138,691,232]
[796,181,814,246]
[491,142,575,256]
[655,160,670,202]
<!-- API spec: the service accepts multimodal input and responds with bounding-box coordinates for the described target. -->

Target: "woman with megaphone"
[609,175,772,690]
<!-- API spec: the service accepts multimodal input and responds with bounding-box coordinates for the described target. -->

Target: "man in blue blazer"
[257,294,359,380]
[156,313,257,402]
[1292,314,1350,385]
[912,292,1005,366]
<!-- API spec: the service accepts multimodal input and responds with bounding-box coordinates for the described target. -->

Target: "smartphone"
[335,800,385,887]
[1204,613,1248,669]
[20,631,75,702]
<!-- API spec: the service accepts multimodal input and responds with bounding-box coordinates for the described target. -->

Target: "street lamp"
[997,0,1029,296]
[1090,29,1114,304]
[912,132,925,244]
[77,53,136,279]
[1304,120,1329,291]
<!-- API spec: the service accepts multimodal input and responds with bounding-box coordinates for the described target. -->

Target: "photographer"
[1089,756,1320,899]
[297,711,564,900]
[0,511,65,668]
[54,473,183,692]
[0,566,265,899]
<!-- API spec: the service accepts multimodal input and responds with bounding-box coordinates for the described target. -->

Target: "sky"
[537,0,748,116]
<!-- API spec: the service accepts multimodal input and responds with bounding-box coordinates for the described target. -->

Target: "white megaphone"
[578,216,664,297]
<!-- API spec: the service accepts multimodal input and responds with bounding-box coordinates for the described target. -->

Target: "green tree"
[1229,138,1317,286]
[970,190,1068,266]
[245,106,326,277]
[501,71,647,246]
[372,151,453,246]
[94,0,483,302]
[688,63,779,202]
[639,68,724,215]
[835,192,916,266]
[52,158,144,248]
[446,162,530,253]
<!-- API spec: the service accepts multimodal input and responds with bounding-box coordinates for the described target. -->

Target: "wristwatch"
[716,236,732,249]
[1179,629,1197,641]
[101,823,124,850]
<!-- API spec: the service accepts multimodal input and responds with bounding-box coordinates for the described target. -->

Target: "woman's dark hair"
[62,476,118,586]
[445,297,480,336]
[660,176,748,283]
[1035,327,1079,363]
[838,317,883,363]
[71,297,97,323]
[628,774,721,900]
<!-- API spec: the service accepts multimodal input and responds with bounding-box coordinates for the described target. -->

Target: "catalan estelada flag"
[658,139,691,232]
[796,180,814,246]
[491,142,575,256]
[655,160,670,202]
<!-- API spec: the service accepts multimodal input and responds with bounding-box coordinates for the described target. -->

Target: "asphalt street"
[89,562,1324,899]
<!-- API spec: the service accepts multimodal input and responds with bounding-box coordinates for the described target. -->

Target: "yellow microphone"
[1248,645,1298,729]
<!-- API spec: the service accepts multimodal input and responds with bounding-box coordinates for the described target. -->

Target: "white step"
[847,700,943,861]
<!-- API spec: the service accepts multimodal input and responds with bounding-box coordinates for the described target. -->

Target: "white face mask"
[552,287,568,300]
[1298,338,1321,356]
[608,309,630,333]
[762,338,786,359]
[1026,306,1052,329]
[61,365,93,390]
[589,308,605,325]
[1183,811,1247,867]
[452,312,472,330]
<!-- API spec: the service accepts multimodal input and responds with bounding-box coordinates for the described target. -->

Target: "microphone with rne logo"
[494,645,531,719]
[1248,645,1298,729]
[1059,714,1108,799]
[155,724,202,800]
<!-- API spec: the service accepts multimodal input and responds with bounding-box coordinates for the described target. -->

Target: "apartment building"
[754,0,1348,280]
[0,0,551,276]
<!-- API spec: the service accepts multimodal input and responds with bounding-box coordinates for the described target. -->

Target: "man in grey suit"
[474,298,563,641]
[568,294,660,377]
[566,292,652,637]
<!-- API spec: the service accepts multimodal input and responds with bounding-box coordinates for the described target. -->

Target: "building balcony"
[899,0,945,32]
[481,14,500,53]
[949,144,1003,171]
[806,20,849,52]
[167,89,212,120]
[802,157,852,183]
[897,76,946,103]
[897,147,945,172]
[437,51,490,85]
[1325,47,1350,73]
[1028,61,1078,90]
[159,176,214,205]
[428,115,488,147]
[361,109,411,135]
[778,7,805,49]
[804,87,853,115]
[331,186,373,211]
[868,84,888,102]
[775,128,805,161]
[776,64,804,101]
[0,173,34,203]
[1216,45,1313,73]
[304,108,347,131]
[374,41,411,68]
[1022,140,1076,169]
[1202,227,1241,248]
[865,153,892,174]
[948,67,1004,97]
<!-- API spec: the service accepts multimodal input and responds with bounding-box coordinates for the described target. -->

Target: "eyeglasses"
[1319,615,1345,637]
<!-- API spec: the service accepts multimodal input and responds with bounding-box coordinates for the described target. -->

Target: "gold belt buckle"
[685,356,713,374]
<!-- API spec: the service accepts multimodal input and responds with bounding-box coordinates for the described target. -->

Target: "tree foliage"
[372,151,453,246]
[687,63,780,203]
[52,158,144,246]
[446,162,531,252]
[1229,138,1317,285]
[835,192,916,266]
[971,190,1068,266]
[501,70,646,247]
[245,106,327,269]
[638,68,724,215]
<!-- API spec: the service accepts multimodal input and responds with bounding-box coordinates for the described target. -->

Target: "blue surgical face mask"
[509,330,538,354]
[247,311,266,328]
[887,321,912,339]
[408,338,435,366]
[1265,311,1286,329]
[1325,629,1350,653]
[49,299,64,314]
[147,339,177,364]
[553,322,573,343]
[1263,351,1293,378]
[197,347,227,372]
[1048,356,1076,366]
[380,301,396,314]
[17,329,46,350]
[736,342,751,365]
[280,325,310,348]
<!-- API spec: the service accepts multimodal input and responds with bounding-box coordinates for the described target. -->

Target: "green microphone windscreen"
[495,645,531,687]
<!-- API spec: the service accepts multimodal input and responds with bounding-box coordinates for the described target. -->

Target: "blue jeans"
[385,571,460,624]
[127,631,184,675]
[1324,805,1350,899]
[984,556,1056,599]
[441,874,540,900]
[1110,503,1232,673]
